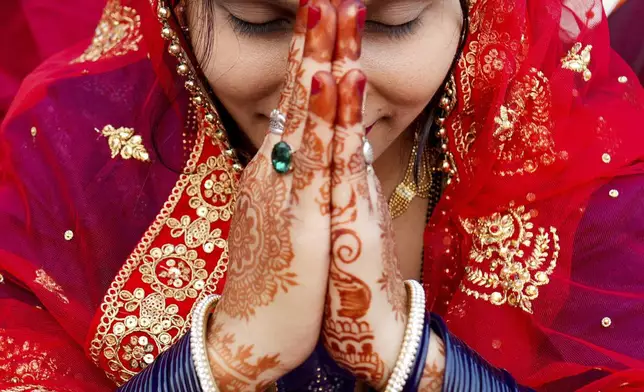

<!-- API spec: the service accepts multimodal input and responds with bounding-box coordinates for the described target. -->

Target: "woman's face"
[187,0,462,159]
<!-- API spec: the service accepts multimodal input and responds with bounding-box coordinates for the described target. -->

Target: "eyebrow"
[248,0,392,10]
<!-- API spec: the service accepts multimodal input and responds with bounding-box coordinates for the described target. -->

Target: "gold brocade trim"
[561,42,593,82]
[459,204,559,314]
[33,270,69,304]
[72,0,142,63]
[87,0,244,384]
[88,125,237,383]
[1,387,57,392]
[98,125,150,162]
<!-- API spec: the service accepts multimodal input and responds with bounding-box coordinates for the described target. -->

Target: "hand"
[205,1,338,389]
[321,0,410,389]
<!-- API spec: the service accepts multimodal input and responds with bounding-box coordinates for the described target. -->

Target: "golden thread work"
[98,125,150,162]
[72,0,142,63]
[561,42,593,82]
[459,204,560,314]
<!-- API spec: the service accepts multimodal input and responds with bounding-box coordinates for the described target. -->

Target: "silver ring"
[269,109,287,136]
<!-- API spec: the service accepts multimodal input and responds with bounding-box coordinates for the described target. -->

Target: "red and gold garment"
[0,0,643,391]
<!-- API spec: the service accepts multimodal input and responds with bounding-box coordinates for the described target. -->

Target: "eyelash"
[228,14,420,39]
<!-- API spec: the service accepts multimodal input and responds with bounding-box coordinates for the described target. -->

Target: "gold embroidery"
[1,386,57,392]
[87,1,242,384]
[561,42,593,82]
[89,123,237,384]
[34,270,69,304]
[0,332,72,384]
[72,0,142,63]
[98,125,150,162]
[459,204,559,313]
[492,68,562,176]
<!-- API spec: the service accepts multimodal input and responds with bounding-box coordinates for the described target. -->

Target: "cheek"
[188,10,289,145]
[363,7,462,120]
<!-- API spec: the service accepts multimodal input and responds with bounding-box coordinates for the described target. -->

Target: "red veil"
[0,0,643,391]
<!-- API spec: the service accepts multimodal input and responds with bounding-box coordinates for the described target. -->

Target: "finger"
[275,0,310,116]
[332,0,366,82]
[290,71,337,209]
[281,0,337,145]
[332,69,369,208]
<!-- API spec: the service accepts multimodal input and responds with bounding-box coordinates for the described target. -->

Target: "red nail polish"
[300,0,309,6]
[357,5,367,32]
[357,75,367,98]
[311,75,322,95]
[308,5,321,30]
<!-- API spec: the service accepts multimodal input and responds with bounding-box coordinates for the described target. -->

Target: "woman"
[1,0,643,390]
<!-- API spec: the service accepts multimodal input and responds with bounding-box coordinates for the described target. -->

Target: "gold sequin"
[72,0,142,63]
[98,125,150,162]
[602,153,612,164]
[34,269,70,304]
[609,189,619,198]
[64,230,74,241]
[618,76,628,84]
[460,204,560,314]
[0,273,4,284]
[601,317,612,328]
[561,42,593,81]
[30,127,38,137]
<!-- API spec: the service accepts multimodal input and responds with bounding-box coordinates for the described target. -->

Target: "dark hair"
[188,0,470,169]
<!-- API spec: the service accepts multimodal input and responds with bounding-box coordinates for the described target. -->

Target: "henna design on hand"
[221,156,297,320]
[375,183,406,321]
[419,338,446,392]
[208,323,281,391]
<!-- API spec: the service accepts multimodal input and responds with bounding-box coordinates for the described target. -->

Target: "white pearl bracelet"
[384,280,426,392]
[190,294,221,392]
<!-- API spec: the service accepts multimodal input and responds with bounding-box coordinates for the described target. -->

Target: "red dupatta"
[0,0,643,390]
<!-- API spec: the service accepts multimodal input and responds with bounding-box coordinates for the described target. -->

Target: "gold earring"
[387,75,457,219]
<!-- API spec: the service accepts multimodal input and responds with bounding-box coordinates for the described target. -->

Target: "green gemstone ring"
[271,141,293,174]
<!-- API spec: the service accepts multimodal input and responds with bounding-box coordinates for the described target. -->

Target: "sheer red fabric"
[0,0,104,122]
[422,0,644,390]
[0,0,642,391]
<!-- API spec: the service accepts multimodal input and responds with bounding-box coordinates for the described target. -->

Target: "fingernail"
[311,74,322,95]
[357,5,367,33]
[357,75,367,98]
[308,5,321,30]
[300,0,309,6]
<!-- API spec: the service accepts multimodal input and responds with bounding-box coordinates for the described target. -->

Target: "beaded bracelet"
[190,294,221,392]
[401,311,430,392]
[384,280,426,392]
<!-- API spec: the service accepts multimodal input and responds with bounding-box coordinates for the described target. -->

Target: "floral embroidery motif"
[0,332,72,384]
[72,0,142,63]
[98,125,150,162]
[34,270,69,304]
[492,68,564,176]
[561,42,593,82]
[459,204,560,313]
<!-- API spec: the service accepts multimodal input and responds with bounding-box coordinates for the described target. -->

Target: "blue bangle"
[117,332,203,392]
[402,311,430,392]
[429,313,533,392]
